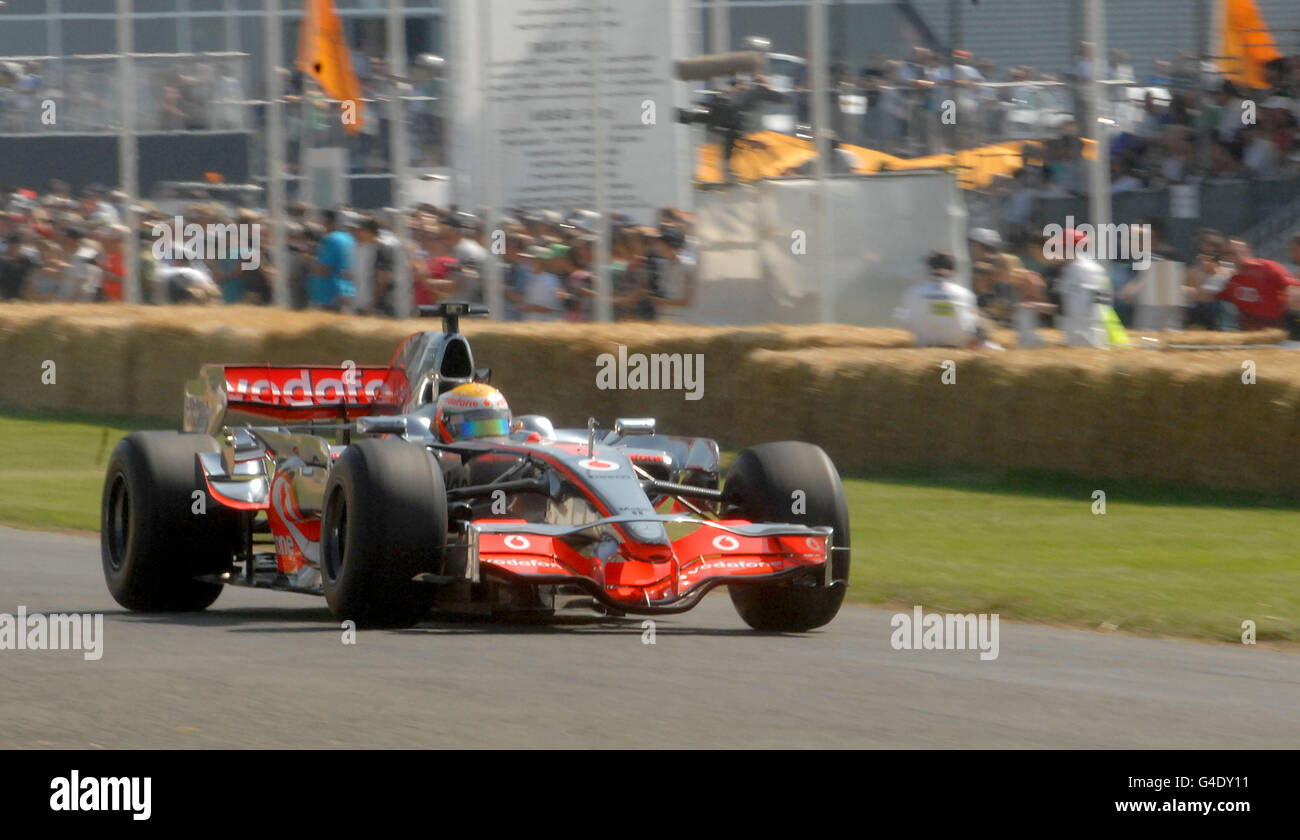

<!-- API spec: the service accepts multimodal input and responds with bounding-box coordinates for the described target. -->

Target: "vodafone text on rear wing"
[184,364,391,435]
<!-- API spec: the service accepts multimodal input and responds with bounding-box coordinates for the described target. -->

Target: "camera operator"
[682,74,784,180]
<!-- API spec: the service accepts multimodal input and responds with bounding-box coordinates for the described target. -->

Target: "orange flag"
[296,0,365,133]
[1220,0,1282,90]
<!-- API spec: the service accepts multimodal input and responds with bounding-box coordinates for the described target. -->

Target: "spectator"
[285,222,314,310]
[646,226,697,321]
[1241,125,1280,177]
[206,213,244,304]
[519,245,563,322]
[55,225,102,302]
[896,250,995,349]
[447,214,488,272]
[0,231,39,300]
[502,232,532,321]
[154,251,219,304]
[309,209,356,311]
[1051,228,1114,348]
[609,226,649,321]
[353,216,399,315]
[96,225,129,302]
[1183,230,1235,330]
[236,219,274,306]
[968,227,1001,264]
[413,221,457,309]
[563,239,596,322]
[1206,238,1298,331]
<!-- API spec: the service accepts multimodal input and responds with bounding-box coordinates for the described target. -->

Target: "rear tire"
[320,438,448,628]
[100,431,239,611]
[724,441,850,632]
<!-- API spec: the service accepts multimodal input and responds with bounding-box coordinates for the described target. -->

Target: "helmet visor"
[446,409,511,439]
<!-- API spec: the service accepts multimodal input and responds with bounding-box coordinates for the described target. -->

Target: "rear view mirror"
[614,418,656,438]
[356,416,408,436]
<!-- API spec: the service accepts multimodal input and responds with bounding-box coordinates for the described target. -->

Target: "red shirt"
[101,252,125,301]
[1215,259,1298,323]
[414,256,459,307]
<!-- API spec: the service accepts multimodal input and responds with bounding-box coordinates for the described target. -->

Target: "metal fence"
[1014,175,1300,260]
[767,79,1170,156]
[0,52,445,190]
[0,53,252,134]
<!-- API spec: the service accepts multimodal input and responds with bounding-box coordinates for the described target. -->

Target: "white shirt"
[1243,138,1279,176]
[1058,257,1110,347]
[154,262,217,303]
[57,256,101,302]
[522,271,562,321]
[352,231,400,312]
[897,279,980,347]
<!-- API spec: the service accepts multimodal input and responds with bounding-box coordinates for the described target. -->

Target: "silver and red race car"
[100,303,851,631]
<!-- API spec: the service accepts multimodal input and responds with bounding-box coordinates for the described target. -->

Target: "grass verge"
[1,410,1295,643]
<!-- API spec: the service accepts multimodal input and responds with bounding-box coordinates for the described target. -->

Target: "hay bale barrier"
[1,303,1296,492]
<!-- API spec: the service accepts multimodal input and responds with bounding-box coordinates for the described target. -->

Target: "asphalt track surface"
[2,526,1297,749]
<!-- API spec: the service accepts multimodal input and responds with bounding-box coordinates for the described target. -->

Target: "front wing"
[427,515,842,614]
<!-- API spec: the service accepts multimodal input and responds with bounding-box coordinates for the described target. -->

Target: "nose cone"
[624,520,670,546]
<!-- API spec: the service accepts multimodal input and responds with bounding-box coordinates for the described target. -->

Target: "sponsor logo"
[679,558,775,584]
[225,368,384,407]
[440,394,505,409]
[49,771,151,820]
[268,473,320,572]
[712,534,741,552]
[485,557,564,571]
[578,457,620,472]
[503,535,532,550]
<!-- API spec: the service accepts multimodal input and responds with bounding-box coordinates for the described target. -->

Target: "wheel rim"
[323,487,348,582]
[106,473,130,572]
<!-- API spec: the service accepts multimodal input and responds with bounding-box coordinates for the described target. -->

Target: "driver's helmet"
[434,383,512,443]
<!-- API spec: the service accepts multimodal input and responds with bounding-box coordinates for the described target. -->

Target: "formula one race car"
[100,303,850,631]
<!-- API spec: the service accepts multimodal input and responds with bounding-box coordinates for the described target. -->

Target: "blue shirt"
[311,230,356,306]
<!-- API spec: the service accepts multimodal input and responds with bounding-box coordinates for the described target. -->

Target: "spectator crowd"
[952,223,1300,344]
[0,181,698,323]
[810,42,1300,182]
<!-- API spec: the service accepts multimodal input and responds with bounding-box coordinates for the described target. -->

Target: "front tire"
[320,438,448,628]
[100,431,239,611]
[724,442,850,632]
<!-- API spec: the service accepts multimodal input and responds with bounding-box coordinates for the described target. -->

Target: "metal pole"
[225,0,238,52]
[476,0,503,320]
[1197,0,1214,175]
[1086,0,1111,233]
[386,0,412,318]
[116,0,140,304]
[808,0,834,323]
[264,0,289,308]
[590,0,612,322]
[711,0,729,54]
[177,0,192,53]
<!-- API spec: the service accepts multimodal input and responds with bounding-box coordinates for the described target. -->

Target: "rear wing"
[184,364,391,435]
